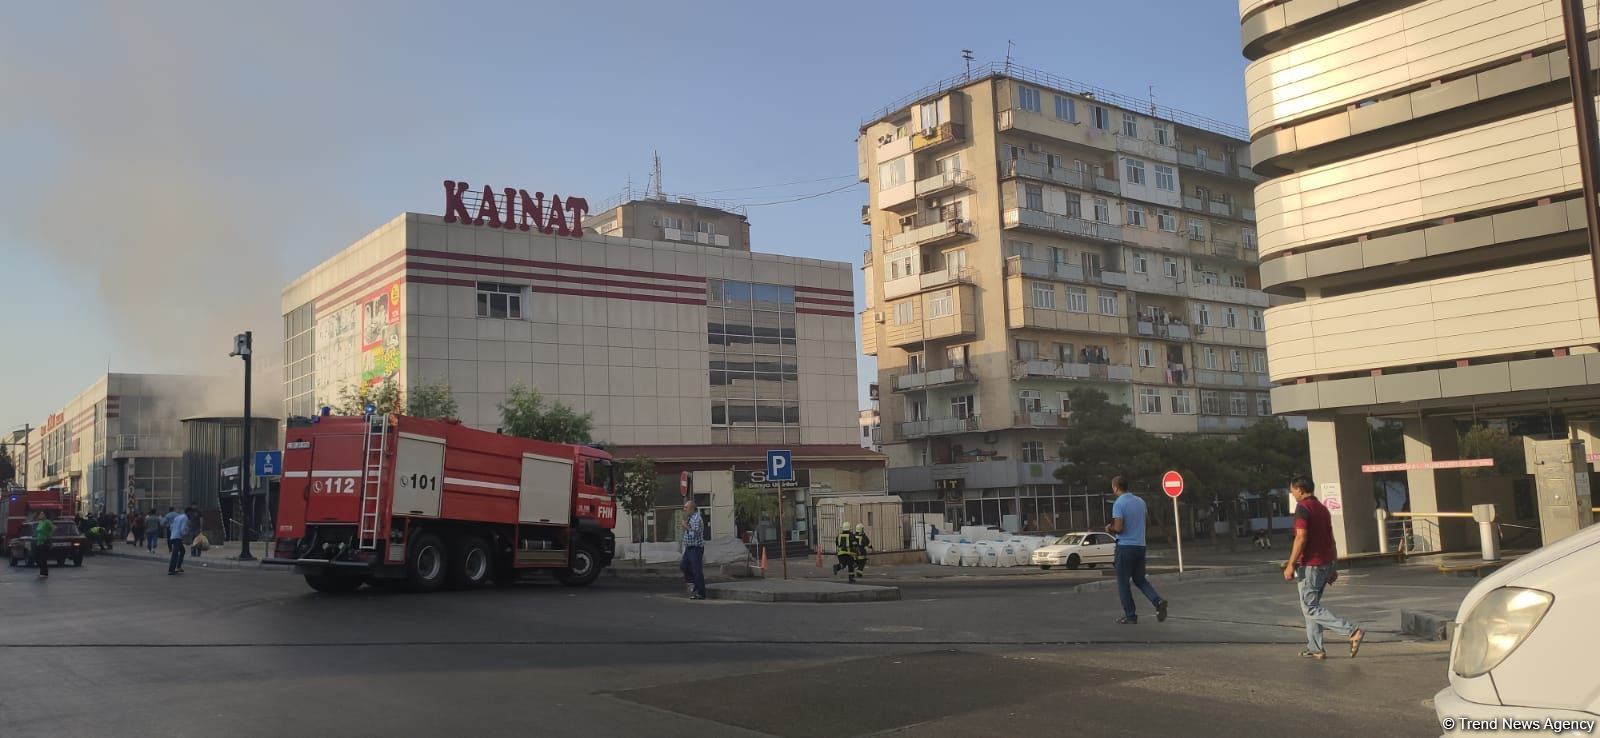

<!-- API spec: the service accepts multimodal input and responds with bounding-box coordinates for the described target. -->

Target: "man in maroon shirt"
[1284,476,1365,660]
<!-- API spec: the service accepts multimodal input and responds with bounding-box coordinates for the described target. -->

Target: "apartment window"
[1019,389,1043,413]
[1243,228,1258,248]
[1187,220,1205,240]
[1007,239,1034,260]
[1054,95,1076,122]
[1157,209,1176,231]
[1059,391,1074,415]
[1138,342,1155,368]
[937,153,963,175]
[928,289,953,318]
[906,352,925,374]
[1015,339,1039,360]
[476,282,524,320]
[893,301,915,325]
[1050,246,1070,266]
[1196,147,1210,166]
[945,248,968,272]
[1021,441,1046,463]
[1162,257,1179,278]
[947,345,970,368]
[951,394,975,419]
[906,399,926,422]
[1198,269,1221,285]
[1257,394,1273,416]
[1045,153,1063,171]
[1155,124,1171,146]
[1066,195,1083,219]
[1017,84,1041,113]
[879,156,908,187]
[1231,274,1247,289]
[1202,346,1218,370]
[1252,351,1268,373]
[1098,291,1119,316]
[1124,158,1146,186]
[1224,308,1238,329]
[1093,198,1110,223]
[1054,343,1074,362]
[1091,105,1110,130]
[1138,388,1163,414]
[1007,144,1025,162]
[1127,205,1146,228]
[1133,252,1148,273]
[1122,112,1138,137]
[1249,309,1265,331]
[696,221,717,237]
[1066,287,1088,313]
[1230,392,1249,416]
[1170,390,1193,415]
[662,215,684,230]
[1229,349,1244,372]
[1030,282,1055,309]
[1197,304,1211,326]
[920,101,942,129]
[1025,184,1044,211]
[1154,164,1175,191]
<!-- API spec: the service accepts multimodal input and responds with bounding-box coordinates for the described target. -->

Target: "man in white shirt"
[167,509,189,575]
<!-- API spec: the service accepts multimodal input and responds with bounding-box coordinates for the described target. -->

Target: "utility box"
[1522,437,1596,547]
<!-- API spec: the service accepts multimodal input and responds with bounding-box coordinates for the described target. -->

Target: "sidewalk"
[102,539,279,572]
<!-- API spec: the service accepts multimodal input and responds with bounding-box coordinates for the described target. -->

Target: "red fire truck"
[3,488,79,548]
[265,414,617,593]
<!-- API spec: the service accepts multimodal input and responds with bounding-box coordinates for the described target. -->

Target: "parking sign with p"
[766,450,793,482]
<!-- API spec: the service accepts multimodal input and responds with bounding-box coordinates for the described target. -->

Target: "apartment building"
[1242,0,1600,555]
[586,188,753,251]
[858,64,1268,529]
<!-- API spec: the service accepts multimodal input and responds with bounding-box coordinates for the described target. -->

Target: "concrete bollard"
[1473,504,1499,562]
[1375,508,1389,555]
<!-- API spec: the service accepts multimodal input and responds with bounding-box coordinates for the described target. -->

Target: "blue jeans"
[1114,544,1164,620]
[1296,564,1357,653]
[679,545,706,597]
[147,532,159,551]
[167,538,186,573]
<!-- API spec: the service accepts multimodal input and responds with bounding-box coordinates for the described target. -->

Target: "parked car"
[1435,523,1600,734]
[7,520,87,568]
[1031,531,1116,570]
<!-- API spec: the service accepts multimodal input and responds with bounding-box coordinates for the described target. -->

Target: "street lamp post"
[230,331,255,561]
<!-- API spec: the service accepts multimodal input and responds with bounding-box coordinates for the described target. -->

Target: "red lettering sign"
[442,180,588,236]
[42,412,65,434]
[1360,458,1494,473]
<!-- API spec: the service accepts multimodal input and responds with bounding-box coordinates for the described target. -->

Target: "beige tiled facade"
[1242,0,1600,555]
[859,65,1269,529]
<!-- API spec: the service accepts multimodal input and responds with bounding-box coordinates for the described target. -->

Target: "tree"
[0,446,14,488]
[1459,423,1522,477]
[1055,388,1161,494]
[335,379,404,416]
[405,379,459,420]
[498,384,593,444]
[614,456,658,563]
[733,487,779,537]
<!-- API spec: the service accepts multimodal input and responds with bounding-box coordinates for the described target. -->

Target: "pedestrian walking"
[1285,476,1365,660]
[1106,475,1169,625]
[832,520,856,581]
[678,499,706,600]
[144,509,162,552]
[167,507,189,575]
[129,512,144,547]
[851,523,872,576]
[31,511,54,579]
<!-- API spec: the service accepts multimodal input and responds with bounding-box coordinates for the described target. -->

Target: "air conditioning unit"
[873,311,886,323]
[1029,142,1044,153]
[921,127,937,137]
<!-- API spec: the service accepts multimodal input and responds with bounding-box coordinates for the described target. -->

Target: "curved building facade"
[1242,0,1600,553]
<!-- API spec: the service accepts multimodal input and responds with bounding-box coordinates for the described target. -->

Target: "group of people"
[145,506,208,575]
[832,522,871,582]
[73,511,118,551]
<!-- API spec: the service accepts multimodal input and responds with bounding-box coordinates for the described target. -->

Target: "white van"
[1434,524,1600,735]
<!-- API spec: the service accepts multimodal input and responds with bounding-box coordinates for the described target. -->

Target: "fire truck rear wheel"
[555,543,602,587]
[407,532,448,592]
[304,573,364,593]
[448,536,491,589]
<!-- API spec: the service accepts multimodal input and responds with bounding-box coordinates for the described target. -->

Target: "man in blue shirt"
[678,499,706,600]
[167,507,189,575]
[1106,476,1168,624]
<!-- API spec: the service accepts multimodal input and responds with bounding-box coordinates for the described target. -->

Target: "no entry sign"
[1161,470,1185,498]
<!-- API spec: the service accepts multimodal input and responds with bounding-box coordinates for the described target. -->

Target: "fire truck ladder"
[357,414,389,551]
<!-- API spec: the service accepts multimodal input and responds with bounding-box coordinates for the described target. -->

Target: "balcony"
[1091,175,1119,194]
[882,265,976,300]
[1182,195,1204,211]
[1191,323,1266,348]
[1012,359,1134,382]
[661,227,730,248]
[893,366,978,392]
[861,204,870,225]
[911,122,966,152]
[1098,270,1127,287]
[915,169,975,197]
[1006,256,1086,284]
[1014,411,1067,428]
[885,216,973,252]
[996,108,1116,152]
[1199,415,1251,433]
[1207,200,1234,218]
[1115,134,1178,163]
[1184,280,1268,307]
[1002,159,1087,189]
[900,415,980,439]
[879,180,917,211]
[884,283,978,348]
[1135,320,1192,340]
[1003,208,1122,245]
[1240,207,1256,221]
[1178,150,1232,176]
[861,248,872,267]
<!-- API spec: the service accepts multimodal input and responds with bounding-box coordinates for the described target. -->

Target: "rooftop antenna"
[1004,40,1015,73]
[1148,85,1157,116]
[652,151,663,199]
[961,49,974,78]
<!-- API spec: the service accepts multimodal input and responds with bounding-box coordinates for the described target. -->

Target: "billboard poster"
[314,303,360,408]
[360,280,403,387]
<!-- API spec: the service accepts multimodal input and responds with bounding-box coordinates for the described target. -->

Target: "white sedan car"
[1030,532,1116,570]
[1435,522,1600,735]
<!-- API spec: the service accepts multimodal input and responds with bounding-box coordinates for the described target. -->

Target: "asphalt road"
[0,556,1471,737]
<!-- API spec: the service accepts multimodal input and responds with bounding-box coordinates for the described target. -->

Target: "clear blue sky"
[0,0,1248,431]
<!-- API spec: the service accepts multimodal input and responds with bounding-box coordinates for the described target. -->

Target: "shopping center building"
[280,183,884,545]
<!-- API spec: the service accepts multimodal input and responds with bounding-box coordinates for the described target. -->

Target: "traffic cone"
[815,548,823,568]
[759,547,768,571]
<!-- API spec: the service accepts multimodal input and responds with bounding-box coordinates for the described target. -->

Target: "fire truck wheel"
[304,574,364,593]
[407,532,448,592]
[448,536,491,589]
[555,543,602,587]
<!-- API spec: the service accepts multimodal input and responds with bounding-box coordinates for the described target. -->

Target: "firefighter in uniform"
[851,523,872,576]
[833,521,856,581]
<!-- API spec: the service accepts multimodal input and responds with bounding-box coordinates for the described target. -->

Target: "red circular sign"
[1161,470,1184,498]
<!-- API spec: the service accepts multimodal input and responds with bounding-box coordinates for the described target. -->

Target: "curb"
[99,549,282,573]
[1401,609,1456,641]
[1070,562,1283,593]
[706,584,902,603]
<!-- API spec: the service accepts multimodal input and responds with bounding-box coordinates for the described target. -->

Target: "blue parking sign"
[766,450,793,481]
[254,450,283,478]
